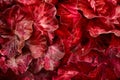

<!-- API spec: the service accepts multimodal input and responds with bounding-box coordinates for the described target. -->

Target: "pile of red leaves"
[0,0,120,80]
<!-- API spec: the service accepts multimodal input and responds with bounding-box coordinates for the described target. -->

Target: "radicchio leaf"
[16,0,39,5]
[44,39,64,70]
[34,2,58,32]
[7,54,32,75]
[78,0,115,19]
[27,28,47,59]
[15,19,33,53]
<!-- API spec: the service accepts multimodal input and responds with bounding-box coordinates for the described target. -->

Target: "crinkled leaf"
[34,2,58,32]
[44,39,64,70]
[27,29,47,59]
[7,54,32,74]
